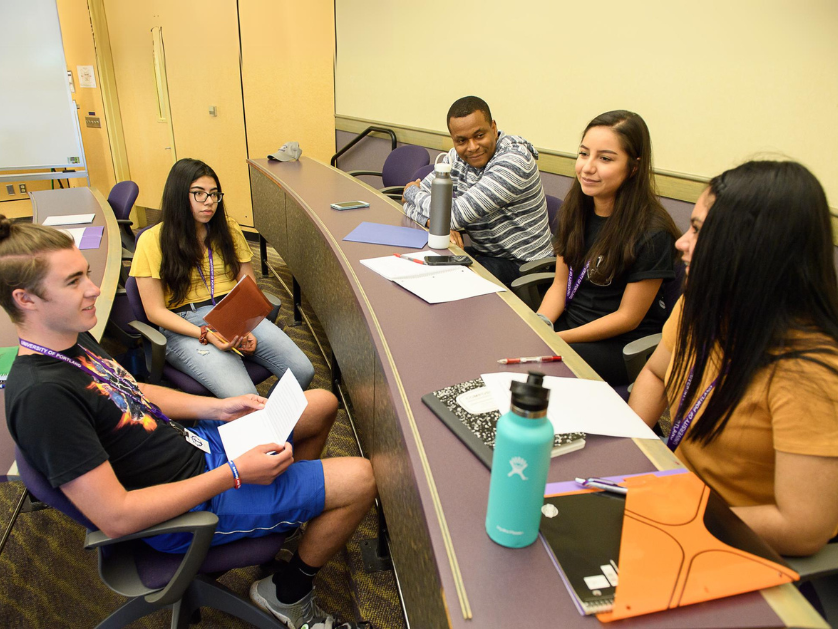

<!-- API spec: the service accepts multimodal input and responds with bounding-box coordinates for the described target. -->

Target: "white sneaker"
[249,576,358,629]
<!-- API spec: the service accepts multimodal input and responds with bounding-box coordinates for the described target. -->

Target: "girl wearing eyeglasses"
[629,161,838,556]
[130,158,314,397]
[537,111,680,386]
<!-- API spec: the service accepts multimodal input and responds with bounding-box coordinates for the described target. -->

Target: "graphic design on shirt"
[78,353,158,432]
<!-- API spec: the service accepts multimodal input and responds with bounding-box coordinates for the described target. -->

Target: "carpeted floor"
[0,242,406,629]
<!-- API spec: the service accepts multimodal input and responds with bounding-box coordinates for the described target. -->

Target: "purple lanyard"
[667,368,718,451]
[19,339,177,430]
[195,246,216,306]
[566,261,590,302]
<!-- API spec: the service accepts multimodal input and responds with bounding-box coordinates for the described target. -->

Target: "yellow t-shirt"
[662,296,838,507]
[130,218,252,309]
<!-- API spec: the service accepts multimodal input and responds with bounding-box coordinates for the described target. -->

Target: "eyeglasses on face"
[190,190,224,203]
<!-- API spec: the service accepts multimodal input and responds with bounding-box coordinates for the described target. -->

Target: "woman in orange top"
[629,160,838,556]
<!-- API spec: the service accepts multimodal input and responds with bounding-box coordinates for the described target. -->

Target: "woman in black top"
[537,111,679,385]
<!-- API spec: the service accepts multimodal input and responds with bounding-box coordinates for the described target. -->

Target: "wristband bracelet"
[199,325,209,345]
[228,460,242,489]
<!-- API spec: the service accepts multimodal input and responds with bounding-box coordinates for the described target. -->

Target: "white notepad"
[217,369,308,460]
[43,213,95,226]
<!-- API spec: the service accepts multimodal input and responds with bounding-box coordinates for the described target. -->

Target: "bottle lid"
[434,152,452,175]
[510,371,550,415]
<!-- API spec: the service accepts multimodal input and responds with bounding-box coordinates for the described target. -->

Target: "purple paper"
[343,221,428,249]
[544,467,688,496]
[79,226,104,250]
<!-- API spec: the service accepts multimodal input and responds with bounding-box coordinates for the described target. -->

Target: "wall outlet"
[85,116,101,128]
[5,185,14,196]
[19,184,26,194]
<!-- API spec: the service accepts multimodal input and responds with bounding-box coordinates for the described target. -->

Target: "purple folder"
[79,226,104,250]
[343,221,428,249]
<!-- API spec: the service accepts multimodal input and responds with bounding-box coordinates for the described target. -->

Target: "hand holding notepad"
[217,370,308,461]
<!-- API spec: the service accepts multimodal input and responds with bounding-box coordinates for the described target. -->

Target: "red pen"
[394,254,425,265]
[498,355,562,365]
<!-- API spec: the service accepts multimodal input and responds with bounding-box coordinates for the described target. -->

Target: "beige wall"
[239,1,336,164]
[335,0,838,208]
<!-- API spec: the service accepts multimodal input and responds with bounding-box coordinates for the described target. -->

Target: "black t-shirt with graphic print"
[6,333,205,489]
[563,213,676,343]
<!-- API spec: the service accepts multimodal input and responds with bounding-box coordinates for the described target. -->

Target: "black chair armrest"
[784,542,838,582]
[622,333,662,383]
[380,185,404,195]
[127,320,167,384]
[510,272,554,311]
[264,291,282,322]
[116,218,134,227]
[346,170,383,178]
[519,257,557,275]
[85,511,218,605]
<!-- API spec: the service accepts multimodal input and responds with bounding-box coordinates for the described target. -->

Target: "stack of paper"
[59,225,104,250]
[480,372,658,439]
[43,213,95,226]
[360,252,452,281]
[217,369,308,460]
[361,252,505,304]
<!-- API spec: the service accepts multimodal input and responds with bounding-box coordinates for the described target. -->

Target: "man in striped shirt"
[402,96,553,287]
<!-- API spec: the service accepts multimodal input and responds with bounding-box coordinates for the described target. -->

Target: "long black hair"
[159,158,240,307]
[555,110,679,281]
[669,160,838,445]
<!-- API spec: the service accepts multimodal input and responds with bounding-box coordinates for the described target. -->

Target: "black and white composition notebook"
[422,377,585,469]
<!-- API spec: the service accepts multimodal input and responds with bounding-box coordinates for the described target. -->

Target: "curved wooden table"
[248,157,824,629]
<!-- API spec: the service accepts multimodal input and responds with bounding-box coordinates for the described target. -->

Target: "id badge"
[184,429,211,453]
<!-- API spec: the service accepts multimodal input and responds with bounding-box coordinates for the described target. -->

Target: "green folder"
[0,346,18,381]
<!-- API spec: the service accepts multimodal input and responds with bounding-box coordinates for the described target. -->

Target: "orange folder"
[202,274,272,341]
[597,472,798,622]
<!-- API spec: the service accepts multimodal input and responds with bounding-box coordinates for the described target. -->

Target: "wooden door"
[103,1,251,224]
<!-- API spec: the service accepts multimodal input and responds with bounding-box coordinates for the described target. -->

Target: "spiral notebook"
[422,377,585,469]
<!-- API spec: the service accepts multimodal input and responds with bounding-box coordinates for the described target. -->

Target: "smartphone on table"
[424,255,473,266]
[330,200,370,210]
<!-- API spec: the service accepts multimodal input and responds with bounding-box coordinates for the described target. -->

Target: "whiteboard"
[0,0,86,171]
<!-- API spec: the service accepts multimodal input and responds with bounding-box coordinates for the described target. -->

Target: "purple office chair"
[545,194,562,235]
[108,181,140,256]
[411,163,434,184]
[124,275,274,395]
[348,145,430,201]
[14,446,287,628]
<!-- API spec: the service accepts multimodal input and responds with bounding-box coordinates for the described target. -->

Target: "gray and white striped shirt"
[403,132,552,262]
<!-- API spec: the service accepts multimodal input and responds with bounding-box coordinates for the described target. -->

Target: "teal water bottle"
[486,371,554,547]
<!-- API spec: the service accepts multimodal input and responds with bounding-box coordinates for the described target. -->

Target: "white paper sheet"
[60,227,87,247]
[395,267,505,303]
[43,213,95,226]
[480,372,658,440]
[217,369,309,460]
[360,251,450,280]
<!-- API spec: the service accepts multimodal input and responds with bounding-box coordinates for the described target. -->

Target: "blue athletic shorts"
[144,421,326,554]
